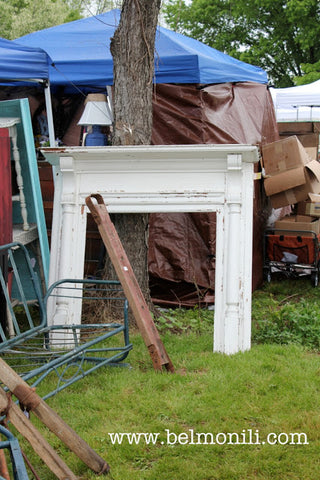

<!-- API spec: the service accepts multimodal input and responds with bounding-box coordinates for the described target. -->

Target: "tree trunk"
[107,0,161,317]
[102,212,150,311]
[110,0,161,146]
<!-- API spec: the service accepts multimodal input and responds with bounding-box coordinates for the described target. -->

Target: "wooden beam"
[0,357,109,475]
[86,194,174,372]
[0,387,77,480]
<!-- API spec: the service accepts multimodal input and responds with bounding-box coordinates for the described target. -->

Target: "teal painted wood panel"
[0,98,50,286]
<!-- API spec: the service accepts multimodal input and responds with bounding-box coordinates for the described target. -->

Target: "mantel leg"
[213,157,253,355]
[47,202,87,332]
[224,202,242,353]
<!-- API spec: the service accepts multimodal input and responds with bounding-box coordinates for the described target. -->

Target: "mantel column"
[214,154,253,354]
[47,156,87,327]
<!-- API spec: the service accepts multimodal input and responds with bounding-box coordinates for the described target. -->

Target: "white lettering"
[107,430,308,446]
[108,432,160,445]
[267,433,277,445]
[166,429,178,445]
[289,432,309,445]
[196,432,215,445]
[216,433,227,445]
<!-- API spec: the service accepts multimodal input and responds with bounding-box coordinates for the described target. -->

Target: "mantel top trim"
[42,144,259,165]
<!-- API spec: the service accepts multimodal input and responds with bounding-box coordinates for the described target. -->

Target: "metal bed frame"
[0,242,132,400]
[0,425,29,480]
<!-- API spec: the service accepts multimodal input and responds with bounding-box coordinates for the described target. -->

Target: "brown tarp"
[149,83,279,306]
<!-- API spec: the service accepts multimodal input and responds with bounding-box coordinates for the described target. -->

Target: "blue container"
[85,125,108,146]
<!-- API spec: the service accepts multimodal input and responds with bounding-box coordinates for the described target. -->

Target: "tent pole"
[44,81,55,147]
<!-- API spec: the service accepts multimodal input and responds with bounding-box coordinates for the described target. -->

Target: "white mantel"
[43,144,259,354]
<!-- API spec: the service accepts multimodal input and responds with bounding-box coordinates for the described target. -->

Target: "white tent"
[270,80,320,122]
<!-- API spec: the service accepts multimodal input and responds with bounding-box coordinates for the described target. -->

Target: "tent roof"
[0,37,51,84]
[17,9,268,88]
[270,80,320,122]
[271,80,320,107]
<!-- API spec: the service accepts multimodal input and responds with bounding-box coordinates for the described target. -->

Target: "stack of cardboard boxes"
[262,124,320,236]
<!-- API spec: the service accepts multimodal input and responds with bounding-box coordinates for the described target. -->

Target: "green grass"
[252,276,320,349]
[9,277,320,480]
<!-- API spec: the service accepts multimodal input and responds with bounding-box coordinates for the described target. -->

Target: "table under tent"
[270,80,320,123]
[15,9,280,307]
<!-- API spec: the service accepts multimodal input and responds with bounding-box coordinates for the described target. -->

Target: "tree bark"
[110,0,161,146]
[102,212,150,313]
[107,0,161,316]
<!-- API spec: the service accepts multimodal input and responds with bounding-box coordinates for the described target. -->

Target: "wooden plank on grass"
[0,386,77,480]
[0,357,109,475]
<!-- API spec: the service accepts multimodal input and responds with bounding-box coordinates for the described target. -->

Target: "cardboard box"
[295,214,316,222]
[277,122,320,161]
[262,136,320,209]
[262,135,311,175]
[264,160,320,208]
[278,132,319,161]
[297,193,320,217]
[274,215,320,237]
[278,122,320,135]
[297,134,319,161]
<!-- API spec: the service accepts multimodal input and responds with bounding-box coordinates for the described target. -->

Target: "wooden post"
[0,358,109,475]
[0,449,10,480]
[86,194,174,372]
[0,387,77,480]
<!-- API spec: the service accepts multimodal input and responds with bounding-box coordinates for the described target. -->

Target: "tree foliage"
[0,0,81,39]
[294,60,320,85]
[0,0,124,40]
[69,0,122,16]
[163,0,320,87]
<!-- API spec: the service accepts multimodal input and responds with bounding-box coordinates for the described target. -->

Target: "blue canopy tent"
[16,9,267,89]
[0,37,50,82]
[0,37,55,145]
[0,37,53,284]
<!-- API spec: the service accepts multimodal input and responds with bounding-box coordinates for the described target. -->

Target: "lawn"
[10,277,320,480]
